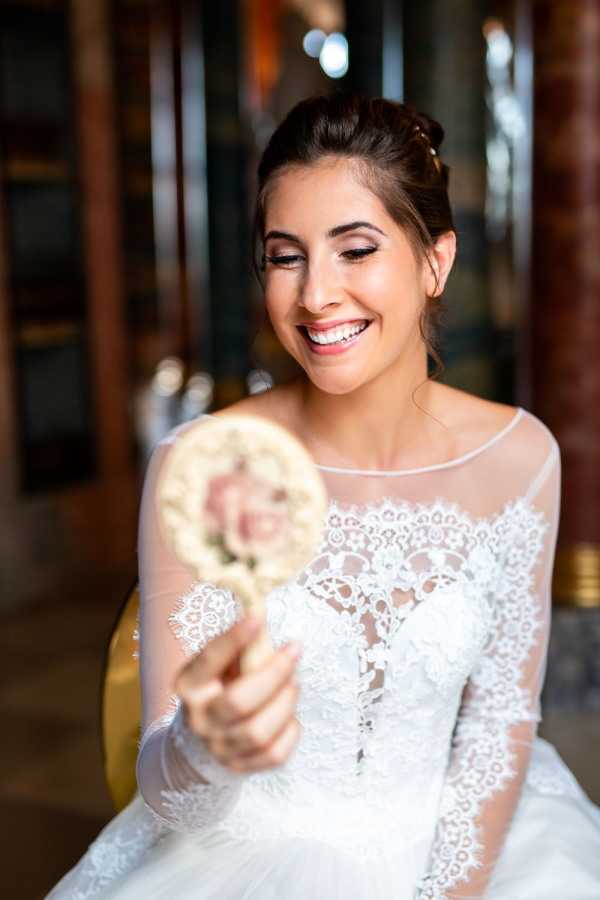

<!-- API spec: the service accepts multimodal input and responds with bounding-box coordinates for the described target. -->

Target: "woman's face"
[262,157,455,396]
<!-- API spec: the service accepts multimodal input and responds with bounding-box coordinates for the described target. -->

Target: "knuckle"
[281,651,297,676]
[287,682,300,703]
[266,744,285,767]
[221,694,245,721]
[225,686,250,717]
[245,721,268,750]
[183,684,206,709]
[203,698,221,726]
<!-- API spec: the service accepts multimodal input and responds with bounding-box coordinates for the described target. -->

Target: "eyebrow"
[264,221,387,243]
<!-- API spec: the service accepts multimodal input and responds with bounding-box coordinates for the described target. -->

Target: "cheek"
[264,280,290,323]
[344,263,420,326]
[264,284,299,349]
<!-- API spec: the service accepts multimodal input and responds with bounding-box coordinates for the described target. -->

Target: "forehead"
[264,157,390,229]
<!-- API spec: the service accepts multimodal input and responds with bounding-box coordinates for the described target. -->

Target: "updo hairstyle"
[253,93,455,370]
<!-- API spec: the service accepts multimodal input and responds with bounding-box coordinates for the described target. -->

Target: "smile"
[297,320,372,355]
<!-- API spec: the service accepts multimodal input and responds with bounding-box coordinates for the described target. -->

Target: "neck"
[297,348,441,471]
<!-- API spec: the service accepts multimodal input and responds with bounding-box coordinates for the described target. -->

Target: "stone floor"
[1,587,600,900]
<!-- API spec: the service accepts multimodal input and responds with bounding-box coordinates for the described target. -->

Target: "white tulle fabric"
[47,408,600,900]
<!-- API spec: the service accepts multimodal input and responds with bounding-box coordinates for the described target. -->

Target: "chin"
[304,370,369,396]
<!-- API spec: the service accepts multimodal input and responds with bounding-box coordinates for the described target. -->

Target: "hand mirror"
[157,415,328,672]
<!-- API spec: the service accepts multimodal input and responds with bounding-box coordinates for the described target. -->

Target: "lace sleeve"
[417,437,561,899]
[135,427,246,832]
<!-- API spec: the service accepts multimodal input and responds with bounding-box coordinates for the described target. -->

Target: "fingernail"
[286,641,302,658]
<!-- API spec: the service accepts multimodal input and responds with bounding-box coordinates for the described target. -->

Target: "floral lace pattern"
[416,499,548,898]
[47,797,166,900]
[169,581,240,657]
[160,780,241,833]
[47,412,577,900]
[159,495,548,893]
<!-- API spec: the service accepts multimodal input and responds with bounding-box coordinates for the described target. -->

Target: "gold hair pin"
[414,126,442,175]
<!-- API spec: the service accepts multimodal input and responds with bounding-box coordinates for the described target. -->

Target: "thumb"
[174,615,262,693]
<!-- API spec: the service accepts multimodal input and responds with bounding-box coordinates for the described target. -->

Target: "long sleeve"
[135,427,246,832]
[417,438,561,899]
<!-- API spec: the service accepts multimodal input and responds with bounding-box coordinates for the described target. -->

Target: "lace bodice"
[136,407,560,899]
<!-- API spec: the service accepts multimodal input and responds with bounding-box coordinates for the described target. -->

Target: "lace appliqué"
[159,495,549,888]
[169,580,240,656]
[417,499,548,898]
[160,780,241,833]
[51,800,166,900]
[136,710,244,835]
[297,498,504,775]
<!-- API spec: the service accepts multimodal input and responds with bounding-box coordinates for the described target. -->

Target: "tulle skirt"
[47,738,600,900]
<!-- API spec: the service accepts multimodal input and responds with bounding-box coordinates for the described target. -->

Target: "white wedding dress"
[48,407,600,899]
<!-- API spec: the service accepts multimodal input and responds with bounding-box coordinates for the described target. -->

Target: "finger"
[228,719,301,773]
[174,616,262,694]
[209,641,302,726]
[180,681,223,739]
[222,681,300,756]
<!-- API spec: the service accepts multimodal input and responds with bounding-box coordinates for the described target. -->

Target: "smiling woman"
[46,94,600,900]
[254,95,455,400]
[258,154,455,401]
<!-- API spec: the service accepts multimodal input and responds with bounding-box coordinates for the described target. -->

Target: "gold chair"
[101,581,141,812]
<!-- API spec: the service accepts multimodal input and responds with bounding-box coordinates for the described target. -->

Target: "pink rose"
[203,466,289,561]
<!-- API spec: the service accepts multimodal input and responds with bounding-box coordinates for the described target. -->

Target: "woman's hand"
[174,617,302,774]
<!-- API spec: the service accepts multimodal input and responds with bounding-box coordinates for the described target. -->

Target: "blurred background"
[0,0,599,896]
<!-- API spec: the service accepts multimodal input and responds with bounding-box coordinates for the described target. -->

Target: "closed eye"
[265,247,377,267]
[264,254,305,268]
[342,247,377,261]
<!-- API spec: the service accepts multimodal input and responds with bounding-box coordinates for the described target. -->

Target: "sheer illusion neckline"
[315,407,524,477]
[202,407,524,478]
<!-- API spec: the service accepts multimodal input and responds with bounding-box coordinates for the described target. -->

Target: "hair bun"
[412,111,445,156]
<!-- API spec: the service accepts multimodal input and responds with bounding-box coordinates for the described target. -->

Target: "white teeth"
[306,321,367,345]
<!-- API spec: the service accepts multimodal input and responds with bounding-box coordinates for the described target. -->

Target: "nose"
[298,256,342,316]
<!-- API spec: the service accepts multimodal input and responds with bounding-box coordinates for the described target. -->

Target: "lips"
[296,318,369,332]
[297,319,372,356]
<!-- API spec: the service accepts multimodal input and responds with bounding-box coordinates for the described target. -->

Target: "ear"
[423,231,457,298]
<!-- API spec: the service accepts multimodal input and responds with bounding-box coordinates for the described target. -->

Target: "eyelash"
[264,246,378,268]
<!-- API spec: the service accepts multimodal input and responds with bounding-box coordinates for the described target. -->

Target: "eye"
[265,253,305,268]
[341,246,378,262]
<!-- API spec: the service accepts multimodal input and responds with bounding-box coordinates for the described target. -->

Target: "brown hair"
[253,93,455,373]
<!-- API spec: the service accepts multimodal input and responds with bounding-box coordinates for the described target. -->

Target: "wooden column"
[403,0,495,397]
[202,1,251,407]
[531,0,600,606]
[0,0,136,613]
[71,0,132,478]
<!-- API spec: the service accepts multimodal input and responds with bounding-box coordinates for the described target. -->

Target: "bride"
[48,94,600,899]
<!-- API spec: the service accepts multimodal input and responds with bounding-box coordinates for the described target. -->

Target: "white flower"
[372,545,405,583]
